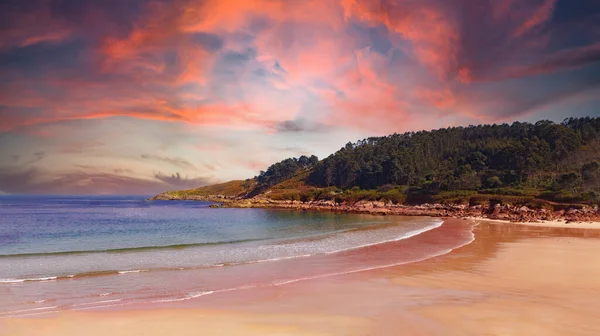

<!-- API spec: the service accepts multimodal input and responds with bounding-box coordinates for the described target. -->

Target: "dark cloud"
[453,0,600,82]
[47,0,147,31]
[141,154,197,170]
[509,43,600,79]
[114,168,134,174]
[20,151,45,166]
[0,0,151,43]
[348,21,392,55]
[278,147,311,155]
[60,141,105,154]
[191,32,224,52]
[222,49,256,64]
[0,40,89,78]
[273,61,286,73]
[270,119,328,133]
[468,63,600,120]
[551,0,600,30]
[154,172,212,189]
[0,168,39,194]
[505,70,600,119]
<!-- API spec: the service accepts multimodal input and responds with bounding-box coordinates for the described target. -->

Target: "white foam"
[151,284,260,304]
[0,305,60,316]
[325,219,443,254]
[73,299,123,307]
[273,231,475,286]
[194,219,444,268]
[2,310,62,318]
[75,303,128,311]
[0,276,57,284]
[118,269,147,275]
[149,224,475,304]
[153,291,214,303]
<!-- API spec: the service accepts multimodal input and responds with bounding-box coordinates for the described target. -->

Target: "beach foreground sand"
[2,219,600,336]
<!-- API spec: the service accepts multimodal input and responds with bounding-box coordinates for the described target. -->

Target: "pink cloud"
[1,0,597,137]
[341,0,460,79]
[512,0,557,37]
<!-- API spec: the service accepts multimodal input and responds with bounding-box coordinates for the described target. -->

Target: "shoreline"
[152,194,600,225]
[469,216,600,229]
[0,216,468,318]
[3,218,600,335]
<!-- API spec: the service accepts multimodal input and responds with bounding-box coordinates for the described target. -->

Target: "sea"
[0,195,475,317]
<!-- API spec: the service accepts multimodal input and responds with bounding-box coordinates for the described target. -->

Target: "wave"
[0,306,60,316]
[152,284,259,303]
[118,269,148,274]
[145,219,444,269]
[0,276,58,283]
[272,234,475,287]
[0,238,266,258]
[1,220,477,318]
[73,299,124,307]
[0,219,445,284]
[148,225,475,304]
[0,269,151,283]
[325,219,443,254]
[153,291,215,303]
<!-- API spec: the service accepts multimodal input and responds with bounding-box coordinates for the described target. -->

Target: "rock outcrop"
[220,198,600,223]
[150,194,600,223]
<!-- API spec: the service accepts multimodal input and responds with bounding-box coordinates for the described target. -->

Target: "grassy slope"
[156,175,592,210]
[159,179,257,198]
[262,169,315,199]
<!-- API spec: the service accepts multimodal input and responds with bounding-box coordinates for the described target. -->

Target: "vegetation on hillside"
[156,155,318,199]
[161,179,257,198]
[257,155,318,187]
[159,118,600,209]
[306,117,600,205]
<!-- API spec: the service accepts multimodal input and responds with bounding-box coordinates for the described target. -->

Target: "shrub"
[469,194,532,206]
[377,184,396,193]
[433,190,476,204]
[485,176,503,188]
[525,199,555,210]
[539,191,583,203]
[380,189,406,204]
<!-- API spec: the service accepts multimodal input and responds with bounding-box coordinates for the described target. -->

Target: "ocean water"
[0,196,474,317]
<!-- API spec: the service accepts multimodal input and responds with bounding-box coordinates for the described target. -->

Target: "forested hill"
[156,117,600,206]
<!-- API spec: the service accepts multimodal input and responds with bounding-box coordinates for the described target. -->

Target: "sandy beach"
[3,218,600,336]
[471,217,600,229]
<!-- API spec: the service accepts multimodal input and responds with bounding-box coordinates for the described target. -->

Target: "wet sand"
[3,219,600,336]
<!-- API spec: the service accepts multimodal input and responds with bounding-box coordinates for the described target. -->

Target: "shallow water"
[0,195,473,317]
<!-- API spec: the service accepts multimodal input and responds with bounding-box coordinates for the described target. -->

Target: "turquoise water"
[0,196,473,317]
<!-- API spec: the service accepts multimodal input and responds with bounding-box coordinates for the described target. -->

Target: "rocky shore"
[150,194,600,223]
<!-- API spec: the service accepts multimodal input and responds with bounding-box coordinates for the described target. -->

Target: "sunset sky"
[1,0,599,194]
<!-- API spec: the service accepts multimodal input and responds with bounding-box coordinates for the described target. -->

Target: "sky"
[0,0,599,195]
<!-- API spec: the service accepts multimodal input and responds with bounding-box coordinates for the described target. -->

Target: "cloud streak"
[141,154,197,170]
[0,167,212,195]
